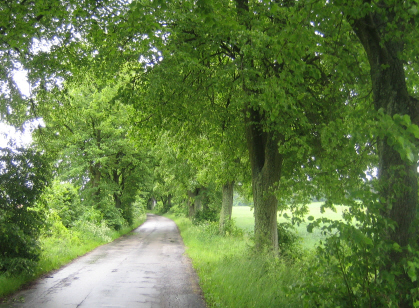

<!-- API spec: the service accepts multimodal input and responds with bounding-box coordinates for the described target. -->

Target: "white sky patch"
[0,119,44,148]
[365,167,378,180]
[12,69,31,97]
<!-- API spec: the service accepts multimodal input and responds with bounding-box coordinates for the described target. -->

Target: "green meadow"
[232,202,347,248]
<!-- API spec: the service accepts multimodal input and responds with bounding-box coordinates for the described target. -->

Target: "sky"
[0,122,35,148]
[0,69,34,148]
[13,69,31,97]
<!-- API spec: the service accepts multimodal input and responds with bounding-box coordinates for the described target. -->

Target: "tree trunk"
[114,192,122,209]
[246,107,283,252]
[187,190,197,218]
[147,197,157,210]
[350,8,418,307]
[219,181,234,233]
[113,169,121,209]
[89,162,101,199]
[351,7,418,256]
[162,194,172,213]
[194,187,204,213]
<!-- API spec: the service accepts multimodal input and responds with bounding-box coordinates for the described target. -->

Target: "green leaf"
[408,5,418,15]
[307,224,314,233]
[408,261,417,282]
[407,124,419,139]
[406,151,415,163]
[307,215,314,221]
[392,242,401,252]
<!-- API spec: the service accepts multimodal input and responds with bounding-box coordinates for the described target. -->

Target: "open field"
[232,202,347,248]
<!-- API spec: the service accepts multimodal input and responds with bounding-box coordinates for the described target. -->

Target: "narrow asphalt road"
[0,214,207,308]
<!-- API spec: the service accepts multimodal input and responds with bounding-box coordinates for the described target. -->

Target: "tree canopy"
[2,0,419,306]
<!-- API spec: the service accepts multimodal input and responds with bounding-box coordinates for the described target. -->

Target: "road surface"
[0,214,206,308]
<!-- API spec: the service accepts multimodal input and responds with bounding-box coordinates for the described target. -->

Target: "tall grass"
[167,214,309,308]
[0,215,146,300]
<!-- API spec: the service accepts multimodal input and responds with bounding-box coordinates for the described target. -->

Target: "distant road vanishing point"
[0,214,206,308]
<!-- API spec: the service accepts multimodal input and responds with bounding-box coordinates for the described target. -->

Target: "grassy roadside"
[0,215,146,300]
[166,214,309,308]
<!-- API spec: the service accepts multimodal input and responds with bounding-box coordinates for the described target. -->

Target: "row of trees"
[2,0,419,306]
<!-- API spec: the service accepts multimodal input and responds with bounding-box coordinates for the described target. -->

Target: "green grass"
[167,214,309,308]
[0,215,146,300]
[233,202,347,248]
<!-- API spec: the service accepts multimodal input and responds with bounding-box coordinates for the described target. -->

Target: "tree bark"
[194,187,204,213]
[349,7,418,307]
[245,107,283,252]
[219,181,234,233]
[147,197,157,210]
[187,190,197,218]
[89,162,101,198]
[351,5,418,257]
[161,194,172,213]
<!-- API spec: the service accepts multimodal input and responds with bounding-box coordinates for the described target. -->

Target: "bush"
[0,146,50,275]
[220,218,244,237]
[41,181,83,228]
[0,258,38,277]
[277,222,302,258]
[73,220,112,243]
[168,202,188,217]
[296,197,419,307]
[193,207,218,223]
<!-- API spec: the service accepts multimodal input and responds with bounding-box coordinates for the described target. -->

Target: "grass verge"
[0,215,146,300]
[166,214,309,308]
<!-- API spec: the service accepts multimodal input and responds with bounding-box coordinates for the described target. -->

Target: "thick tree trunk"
[245,107,283,252]
[219,181,234,233]
[350,8,418,307]
[351,9,418,258]
[114,193,122,209]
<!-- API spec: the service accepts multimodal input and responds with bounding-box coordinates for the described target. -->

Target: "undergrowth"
[166,214,309,308]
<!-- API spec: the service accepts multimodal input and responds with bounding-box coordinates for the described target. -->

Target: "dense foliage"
[0,143,50,274]
[2,0,419,306]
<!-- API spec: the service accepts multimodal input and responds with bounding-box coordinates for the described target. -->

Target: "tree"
[0,0,133,124]
[329,2,419,306]
[136,0,367,252]
[0,142,50,274]
[34,72,149,228]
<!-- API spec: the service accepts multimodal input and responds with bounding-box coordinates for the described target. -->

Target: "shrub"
[277,222,302,258]
[220,218,244,237]
[297,197,419,307]
[0,146,50,275]
[73,220,112,243]
[193,207,218,223]
[41,181,83,228]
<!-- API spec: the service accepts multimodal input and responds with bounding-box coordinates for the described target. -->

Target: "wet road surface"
[0,214,206,308]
